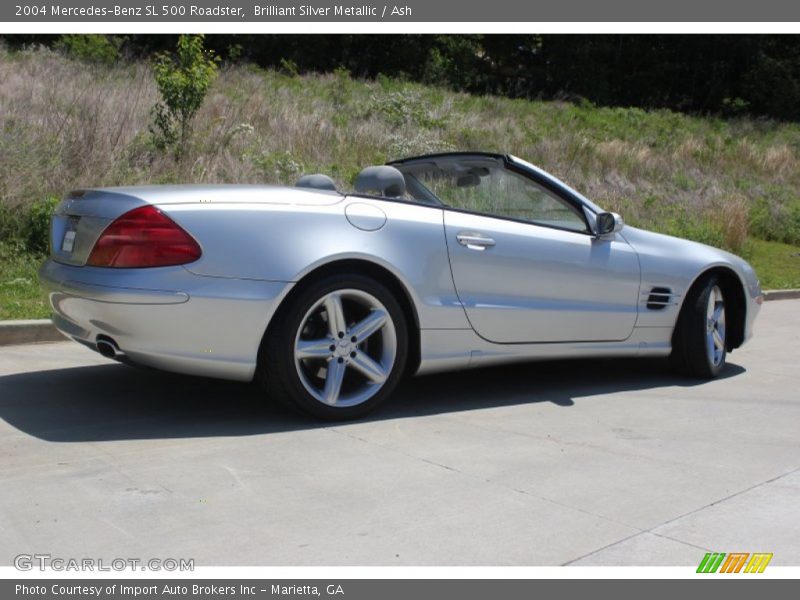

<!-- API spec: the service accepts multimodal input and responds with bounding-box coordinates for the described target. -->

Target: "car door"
[444,209,640,343]
[396,154,640,343]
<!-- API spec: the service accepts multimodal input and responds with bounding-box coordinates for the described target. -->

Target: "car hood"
[621,225,759,290]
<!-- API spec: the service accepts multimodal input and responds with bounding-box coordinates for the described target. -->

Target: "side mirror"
[595,212,624,238]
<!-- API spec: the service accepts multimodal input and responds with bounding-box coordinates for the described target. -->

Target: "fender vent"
[646,287,674,310]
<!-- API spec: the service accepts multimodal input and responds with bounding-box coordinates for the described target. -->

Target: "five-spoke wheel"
[671,275,728,378]
[294,289,397,407]
[259,274,408,420]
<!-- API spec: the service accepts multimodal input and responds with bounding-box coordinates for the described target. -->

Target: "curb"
[1,289,799,347]
[763,289,800,301]
[0,319,65,347]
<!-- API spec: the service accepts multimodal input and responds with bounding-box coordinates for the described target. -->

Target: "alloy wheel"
[293,289,397,407]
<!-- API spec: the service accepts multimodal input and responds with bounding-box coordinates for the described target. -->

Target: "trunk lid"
[50,184,342,266]
[50,189,147,266]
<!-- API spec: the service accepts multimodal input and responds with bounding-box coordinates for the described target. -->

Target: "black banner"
[4,579,798,600]
[3,0,800,22]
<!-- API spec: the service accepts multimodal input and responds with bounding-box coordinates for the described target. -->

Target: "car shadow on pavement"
[0,356,745,443]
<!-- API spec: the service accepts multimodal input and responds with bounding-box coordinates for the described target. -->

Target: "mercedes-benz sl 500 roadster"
[40,152,762,419]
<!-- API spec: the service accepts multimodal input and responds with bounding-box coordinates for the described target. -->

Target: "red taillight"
[87,205,201,268]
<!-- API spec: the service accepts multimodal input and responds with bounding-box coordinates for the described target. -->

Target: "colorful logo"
[697,552,773,573]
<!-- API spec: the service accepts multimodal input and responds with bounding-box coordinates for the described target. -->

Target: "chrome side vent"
[646,287,674,310]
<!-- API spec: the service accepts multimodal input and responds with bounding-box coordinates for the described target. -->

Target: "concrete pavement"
[0,301,798,566]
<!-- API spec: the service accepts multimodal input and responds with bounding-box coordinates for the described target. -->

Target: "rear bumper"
[39,259,293,381]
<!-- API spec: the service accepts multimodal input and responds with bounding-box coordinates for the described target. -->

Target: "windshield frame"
[390,152,597,234]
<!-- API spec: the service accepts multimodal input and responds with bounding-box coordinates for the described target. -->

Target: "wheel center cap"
[334,340,352,357]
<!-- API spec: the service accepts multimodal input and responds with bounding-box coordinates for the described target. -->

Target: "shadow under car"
[0,357,745,443]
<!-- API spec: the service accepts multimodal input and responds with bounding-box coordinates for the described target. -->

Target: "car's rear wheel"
[670,275,727,378]
[259,274,408,420]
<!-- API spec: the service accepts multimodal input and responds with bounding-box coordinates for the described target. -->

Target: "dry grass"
[719,195,751,252]
[2,46,800,250]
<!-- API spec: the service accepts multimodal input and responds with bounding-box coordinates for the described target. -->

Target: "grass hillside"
[1,46,799,319]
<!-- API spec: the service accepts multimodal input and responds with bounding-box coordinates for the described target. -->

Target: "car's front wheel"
[259,274,408,420]
[670,275,727,378]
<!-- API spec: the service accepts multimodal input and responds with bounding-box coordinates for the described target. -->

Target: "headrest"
[295,174,337,192]
[354,166,406,198]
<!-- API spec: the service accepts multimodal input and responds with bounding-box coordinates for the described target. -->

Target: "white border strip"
[2,22,800,34]
[1,14,798,584]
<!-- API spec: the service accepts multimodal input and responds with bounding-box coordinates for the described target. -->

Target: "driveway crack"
[562,465,800,565]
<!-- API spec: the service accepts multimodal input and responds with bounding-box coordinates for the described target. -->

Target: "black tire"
[257,273,408,420]
[670,274,727,378]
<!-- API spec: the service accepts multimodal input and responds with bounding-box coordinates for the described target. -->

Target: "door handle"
[456,232,496,250]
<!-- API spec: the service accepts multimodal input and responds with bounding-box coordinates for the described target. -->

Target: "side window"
[411,165,587,232]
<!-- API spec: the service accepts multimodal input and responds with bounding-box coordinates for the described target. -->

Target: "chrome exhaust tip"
[96,336,122,359]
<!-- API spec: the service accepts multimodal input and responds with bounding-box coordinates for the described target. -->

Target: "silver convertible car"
[41,152,763,419]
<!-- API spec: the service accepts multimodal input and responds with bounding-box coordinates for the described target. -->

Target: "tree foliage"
[4,34,799,121]
[54,34,121,65]
[150,34,219,156]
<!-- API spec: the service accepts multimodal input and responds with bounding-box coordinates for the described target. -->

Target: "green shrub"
[24,197,59,254]
[328,67,353,108]
[0,197,58,255]
[56,35,121,66]
[278,58,300,77]
[0,204,22,245]
[249,151,304,183]
[151,35,219,156]
[361,89,445,129]
[750,195,800,246]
